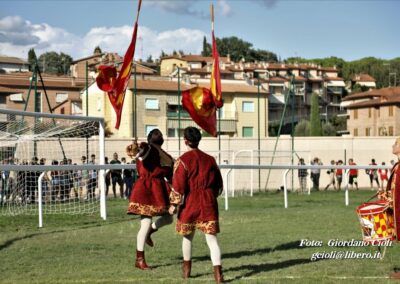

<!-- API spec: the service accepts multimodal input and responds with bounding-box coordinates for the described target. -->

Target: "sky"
[0,0,399,62]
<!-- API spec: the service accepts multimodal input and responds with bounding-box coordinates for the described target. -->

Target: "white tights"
[182,232,221,266]
[136,215,173,251]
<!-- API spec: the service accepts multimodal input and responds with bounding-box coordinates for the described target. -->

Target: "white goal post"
[0,108,105,226]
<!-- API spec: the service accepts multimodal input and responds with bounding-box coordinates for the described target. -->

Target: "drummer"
[379,137,400,241]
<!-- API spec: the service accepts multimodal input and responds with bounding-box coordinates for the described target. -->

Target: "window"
[389,126,394,136]
[353,109,358,119]
[56,93,68,103]
[242,101,254,113]
[242,127,253,137]
[353,128,358,136]
[9,93,24,102]
[145,125,157,135]
[365,128,370,136]
[389,106,394,117]
[145,98,159,110]
[368,108,372,118]
[167,128,176,137]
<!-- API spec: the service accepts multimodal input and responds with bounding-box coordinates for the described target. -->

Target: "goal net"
[0,108,105,219]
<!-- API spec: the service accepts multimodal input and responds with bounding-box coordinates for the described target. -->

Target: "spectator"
[51,160,61,201]
[348,158,359,190]
[87,154,97,200]
[297,158,308,193]
[310,157,322,191]
[367,159,380,191]
[335,160,344,191]
[324,160,337,191]
[110,152,123,198]
[123,158,134,200]
[104,157,111,197]
[378,162,389,191]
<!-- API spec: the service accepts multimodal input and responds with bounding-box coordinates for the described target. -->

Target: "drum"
[356,200,395,243]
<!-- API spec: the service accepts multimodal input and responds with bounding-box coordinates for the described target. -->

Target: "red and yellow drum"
[356,200,395,243]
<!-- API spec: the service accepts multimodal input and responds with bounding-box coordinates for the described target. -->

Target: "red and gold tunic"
[385,161,400,241]
[127,144,174,216]
[171,149,223,235]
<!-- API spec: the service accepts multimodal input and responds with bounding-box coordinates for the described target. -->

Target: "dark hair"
[147,129,164,146]
[184,127,201,148]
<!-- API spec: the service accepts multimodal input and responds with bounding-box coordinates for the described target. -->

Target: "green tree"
[146,55,154,63]
[201,36,211,56]
[93,46,102,54]
[159,50,167,59]
[322,122,336,136]
[310,93,322,136]
[294,120,310,136]
[28,48,37,71]
[37,52,73,75]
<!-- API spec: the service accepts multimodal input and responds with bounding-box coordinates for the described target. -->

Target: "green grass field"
[1,191,399,283]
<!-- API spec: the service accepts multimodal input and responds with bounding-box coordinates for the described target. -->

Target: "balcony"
[167,117,237,132]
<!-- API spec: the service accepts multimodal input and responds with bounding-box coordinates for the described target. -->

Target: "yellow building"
[84,77,268,138]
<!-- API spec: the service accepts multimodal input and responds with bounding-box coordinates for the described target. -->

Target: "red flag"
[210,30,223,108]
[181,4,222,137]
[182,87,217,137]
[96,0,142,129]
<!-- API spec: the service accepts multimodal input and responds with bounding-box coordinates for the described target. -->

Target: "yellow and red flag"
[182,4,223,137]
[96,0,142,129]
[182,86,217,137]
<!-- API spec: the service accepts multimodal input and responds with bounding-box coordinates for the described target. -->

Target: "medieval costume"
[126,130,174,270]
[170,127,224,283]
[380,161,400,241]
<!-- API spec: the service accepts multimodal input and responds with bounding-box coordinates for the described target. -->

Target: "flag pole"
[133,63,137,137]
[211,4,221,164]
[178,67,181,155]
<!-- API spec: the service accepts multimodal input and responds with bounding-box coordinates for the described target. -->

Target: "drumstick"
[365,192,379,203]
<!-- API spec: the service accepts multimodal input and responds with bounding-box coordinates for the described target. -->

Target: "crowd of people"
[0,153,137,206]
[297,157,396,192]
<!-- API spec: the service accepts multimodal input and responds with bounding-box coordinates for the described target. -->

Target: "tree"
[146,55,154,63]
[310,93,322,136]
[28,48,37,71]
[322,122,336,136]
[294,120,310,136]
[201,36,211,56]
[93,46,102,55]
[37,51,73,75]
[159,50,167,59]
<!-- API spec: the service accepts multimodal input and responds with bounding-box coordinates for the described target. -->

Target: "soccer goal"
[0,108,105,225]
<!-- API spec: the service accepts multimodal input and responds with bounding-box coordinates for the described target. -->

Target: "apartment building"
[0,56,29,73]
[0,72,86,114]
[83,77,267,138]
[343,87,400,136]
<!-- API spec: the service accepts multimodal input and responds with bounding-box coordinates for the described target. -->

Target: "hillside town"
[1,52,398,139]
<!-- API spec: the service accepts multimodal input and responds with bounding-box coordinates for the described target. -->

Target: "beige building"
[0,72,85,116]
[350,74,376,90]
[83,77,267,139]
[343,87,400,136]
[0,56,29,73]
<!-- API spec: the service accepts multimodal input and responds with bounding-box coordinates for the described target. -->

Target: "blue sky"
[0,0,398,61]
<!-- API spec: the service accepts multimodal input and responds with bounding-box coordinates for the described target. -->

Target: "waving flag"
[182,4,223,137]
[182,87,217,136]
[96,0,142,129]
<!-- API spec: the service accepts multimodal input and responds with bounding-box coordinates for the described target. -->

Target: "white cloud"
[0,15,207,61]
[218,0,233,17]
